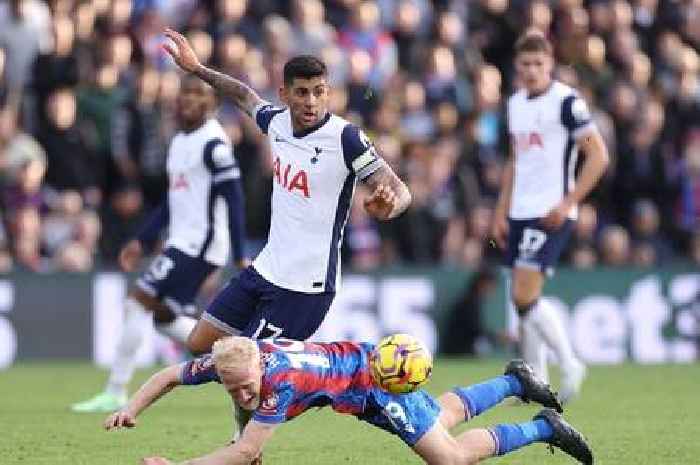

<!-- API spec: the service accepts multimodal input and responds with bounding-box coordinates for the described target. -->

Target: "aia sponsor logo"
[171,173,189,190]
[512,132,544,152]
[273,157,310,198]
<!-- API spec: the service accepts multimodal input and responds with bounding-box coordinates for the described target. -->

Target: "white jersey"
[251,103,382,293]
[507,81,596,220]
[165,118,240,266]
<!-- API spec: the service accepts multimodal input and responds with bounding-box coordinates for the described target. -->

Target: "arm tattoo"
[364,162,412,219]
[193,65,263,117]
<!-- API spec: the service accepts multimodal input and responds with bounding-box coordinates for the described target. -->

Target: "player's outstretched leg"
[438,360,560,430]
[414,411,591,465]
[504,359,562,412]
[533,408,593,464]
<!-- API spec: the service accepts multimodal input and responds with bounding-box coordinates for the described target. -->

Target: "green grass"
[1,360,698,464]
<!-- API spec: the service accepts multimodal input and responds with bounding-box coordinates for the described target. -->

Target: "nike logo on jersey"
[311,147,322,164]
[512,132,544,152]
[273,156,310,198]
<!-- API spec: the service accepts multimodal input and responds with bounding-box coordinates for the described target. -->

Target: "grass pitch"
[1,359,698,464]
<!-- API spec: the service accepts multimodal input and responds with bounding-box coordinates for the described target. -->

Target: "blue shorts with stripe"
[357,388,440,447]
[202,266,335,339]
[504,218,574,276]
[136,247,218,316]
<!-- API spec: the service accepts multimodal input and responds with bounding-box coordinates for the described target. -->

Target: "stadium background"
[0,0,698,369]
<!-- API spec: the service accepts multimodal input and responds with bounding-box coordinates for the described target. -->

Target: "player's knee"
[186,332,210,355]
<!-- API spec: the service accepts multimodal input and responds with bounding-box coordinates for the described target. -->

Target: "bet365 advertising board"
[0,267,697,368]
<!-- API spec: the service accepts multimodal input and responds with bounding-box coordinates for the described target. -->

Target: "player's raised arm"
[103,364,181,430]
[163,29,263,118]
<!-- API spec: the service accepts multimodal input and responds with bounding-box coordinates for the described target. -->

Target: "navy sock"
[489,419,554,455]
[453,375,524,419]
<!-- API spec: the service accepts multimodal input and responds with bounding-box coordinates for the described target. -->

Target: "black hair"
[283,55,327,86]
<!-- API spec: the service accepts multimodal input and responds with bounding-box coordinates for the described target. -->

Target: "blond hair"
[212,336,259,372]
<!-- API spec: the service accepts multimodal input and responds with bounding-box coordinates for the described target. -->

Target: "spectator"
[210,0,259,44]
[629,199,673,265]
[400,80,433,142]
[39,88,100,202]
[423,45,469,112]
[338,1,398,89]
[31,14,80,132]
[441,267,497,356]
[77,63,127,194]
[42,190,101,272]
[0,106,45,271]
[111,64,168,208]
[599,224,631,267]
[99,183,144,265]
[290,0,335,56]
[389,0,427,74]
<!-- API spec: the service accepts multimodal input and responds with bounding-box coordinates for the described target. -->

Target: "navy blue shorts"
[504,218,574,276]
[357,388,440,447]
[202,266,335,339]
[136,247,218,316]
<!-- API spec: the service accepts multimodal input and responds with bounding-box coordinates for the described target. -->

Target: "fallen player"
[105,336,593,465]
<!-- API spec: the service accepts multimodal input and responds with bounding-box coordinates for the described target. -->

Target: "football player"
[72,76,248,413]
[105,336,593,465]
[490,30,609,403]
[162,27,411,441]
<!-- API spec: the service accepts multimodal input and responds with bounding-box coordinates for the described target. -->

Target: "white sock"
[529,299,581,376]
[155,315,196,345]
[520,316,549,384]
[106,298,152,397]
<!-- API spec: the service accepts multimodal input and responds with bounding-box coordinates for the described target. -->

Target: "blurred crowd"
[0,0,698,273]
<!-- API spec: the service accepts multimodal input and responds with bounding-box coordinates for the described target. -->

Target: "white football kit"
[251,103,382,293]
[507,80,596,221]
[506,81,593,403]
[164,118,241,266]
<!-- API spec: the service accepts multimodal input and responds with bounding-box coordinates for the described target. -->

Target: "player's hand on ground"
[104,410,137,430]
[141,457,173,465]
[119,240,143,272]
[542,199,573,230]
[364,184,396,219]
[489,210,509,250]
[163,28,200,73]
